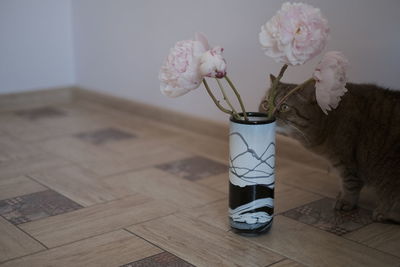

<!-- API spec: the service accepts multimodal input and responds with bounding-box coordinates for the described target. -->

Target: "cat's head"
[259,75,326,146]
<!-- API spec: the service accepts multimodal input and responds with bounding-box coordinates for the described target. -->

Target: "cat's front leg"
[334,173,364,211]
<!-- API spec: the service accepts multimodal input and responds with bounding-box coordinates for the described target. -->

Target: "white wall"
[2,1,399,122]
[0,0,74,94]
[72,0,400,123]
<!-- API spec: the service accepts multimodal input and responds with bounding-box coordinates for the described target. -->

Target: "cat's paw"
[334,193,357,211]
[372,210,385,222]
[372,209,400,223]
[335,199,356,211]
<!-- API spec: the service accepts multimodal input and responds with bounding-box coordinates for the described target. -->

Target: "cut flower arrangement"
[159,2,349,119]
[159,2,349,235]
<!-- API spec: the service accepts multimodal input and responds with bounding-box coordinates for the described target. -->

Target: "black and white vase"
[229,112,275,235]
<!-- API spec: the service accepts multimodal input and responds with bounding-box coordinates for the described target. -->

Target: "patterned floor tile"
[120,252,194,267]
[282,198,373,236]
[156,156,227,181]
[0,190,82,225]
[15,106,67,120]
[75,127,136,145]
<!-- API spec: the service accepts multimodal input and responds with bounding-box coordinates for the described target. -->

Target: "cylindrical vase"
[229,112,276,235]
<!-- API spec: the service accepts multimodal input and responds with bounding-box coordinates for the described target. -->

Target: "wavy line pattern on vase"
[229,132,275,187]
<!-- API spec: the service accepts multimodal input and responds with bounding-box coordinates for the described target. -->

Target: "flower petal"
[195,32,210,51]
[313,51,349,114]
[160,83,191,98]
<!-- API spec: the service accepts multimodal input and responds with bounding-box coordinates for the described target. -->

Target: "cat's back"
[346,83,400,104]
[339,83,400,179]
[342,83,400,125]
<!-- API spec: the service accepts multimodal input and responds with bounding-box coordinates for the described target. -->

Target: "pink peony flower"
[159,34,208,97]
[313,51,349,114]
[199,46,227,78]
[259,2,330,65]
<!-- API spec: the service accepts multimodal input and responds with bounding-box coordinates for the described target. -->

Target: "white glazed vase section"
[229,121,276,188]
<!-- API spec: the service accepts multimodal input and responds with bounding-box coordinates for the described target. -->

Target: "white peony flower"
[259,2,330,65]
[159,36,208,97]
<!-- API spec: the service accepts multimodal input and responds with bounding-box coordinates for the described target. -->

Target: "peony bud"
[199,46,227,79]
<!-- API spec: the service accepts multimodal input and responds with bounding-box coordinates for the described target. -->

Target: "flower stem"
[271,77,315,116]
[202,79,233,116]
[215,78,241,120]
[224,76,248,121]
[267,64,288,118]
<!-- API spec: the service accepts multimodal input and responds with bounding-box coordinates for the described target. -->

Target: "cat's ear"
[269,74,276,84]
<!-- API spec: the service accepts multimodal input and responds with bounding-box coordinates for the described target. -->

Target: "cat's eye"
[279,104,290,112]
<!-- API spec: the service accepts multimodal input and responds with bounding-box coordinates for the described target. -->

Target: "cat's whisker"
[282,119,311,145]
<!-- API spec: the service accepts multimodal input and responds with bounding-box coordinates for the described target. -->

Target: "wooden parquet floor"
[0,103,399,266]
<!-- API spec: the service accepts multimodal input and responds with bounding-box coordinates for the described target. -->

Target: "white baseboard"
[0,86,75,112]
[74,87,229,140]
